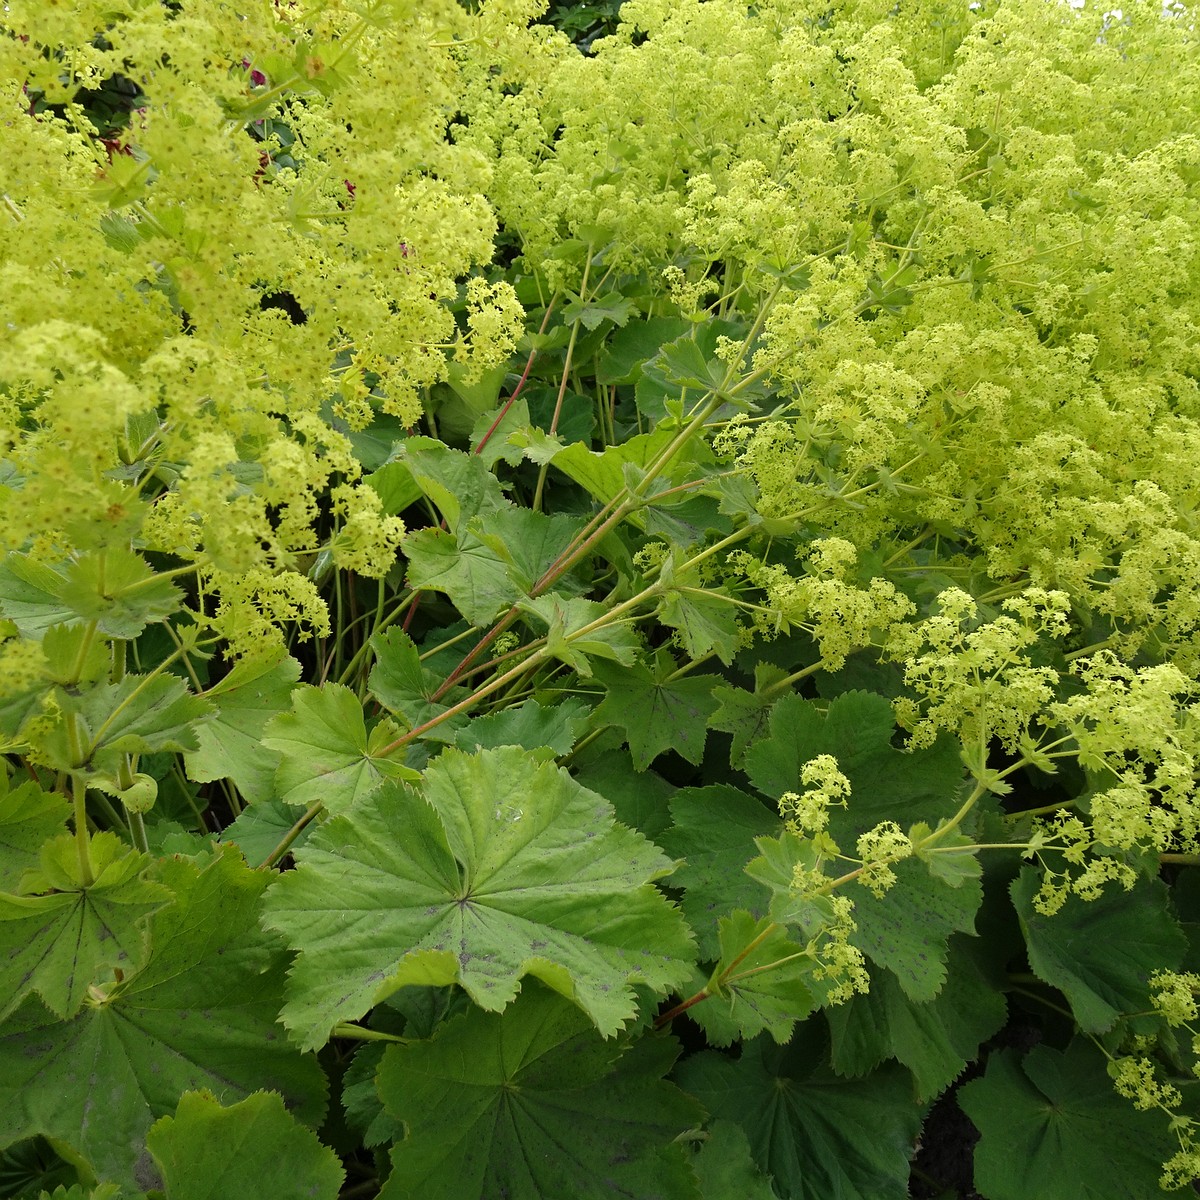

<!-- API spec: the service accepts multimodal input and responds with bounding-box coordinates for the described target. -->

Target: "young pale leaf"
[183,651,301,805]
[0,832,171,1021]
[0,550,182,642]
[262,683,417,813]
[0,780,70,891]
[658,786,781,959]
[593,655,720,770]
[826,943,1007,1101]
[375,982,703,1200]
[261,746,696,1048]
[0,846,326,1190]
[1011,867,1185,1033]
[850,858,983,1002]
[145,1091,344,1200]
[55,548,183,640]
[958,1042,1173,1200]
[39,676,214,779]
[403,526,520,627]
[689,1119,780,1200]
[470,506,584,595]
[454,697,590,757]
[389,436,509,532]
[675,1032,923,1200]
[686,912,815,1047]
[549,428,677,507]
[519,593,640,676]
[659,583,742,666]
[368,628,468,742]
[0,553,75,638]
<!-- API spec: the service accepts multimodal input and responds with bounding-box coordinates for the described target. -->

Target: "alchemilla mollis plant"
[1,0,1199,1196]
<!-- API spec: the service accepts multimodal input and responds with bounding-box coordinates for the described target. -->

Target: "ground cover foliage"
[0,0,1199,1196]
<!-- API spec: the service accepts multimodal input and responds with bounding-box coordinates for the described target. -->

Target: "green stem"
[331,1023,412,1044]
[72,774,94,888]
[127,809,150,855]
[261,801,324,870]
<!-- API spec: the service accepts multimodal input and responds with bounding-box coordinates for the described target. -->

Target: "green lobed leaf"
[470,396,531,468]
[519,593,641,676]
[38,675,214,780]
[685,912,816,1047]
[262,683,417,813]
[1,832,170,1022]
[375,982,703,1200]
[145,1090,343,1200]
[55,549,183,640]
[0,550,182,642]
[659,581,742,667]
[596,316,691,385]
[389,436,509,532]
[573,752,676,843]
[218,799,311,868]
[470,506,585,595]
[454,697,590,757]
[826,941,1007,1101]
[183,651,301,805]
[690,1119,781,1200]
[549,428,677,507]
[849,857,983,1002]
[0,556,77,639]
[1011,867,1186,1033]
[0,845,326,1190]
[593,653,720,770]
[368,627,468,743]
[658,786,781,960]
[958,1041,1174,1200]
[675,1031,924,1200]
[0,780,70,891]
[261,746,696,1049]
[708,664,791,768]
[341,1043,404,1149]
[403,525,520,627]
[744,691,967,848]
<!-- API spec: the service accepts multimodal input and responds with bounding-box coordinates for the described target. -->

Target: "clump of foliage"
[1,0,1199,1197]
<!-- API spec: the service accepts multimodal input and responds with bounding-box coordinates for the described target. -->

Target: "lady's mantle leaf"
[658,786,781,959]
[689,1120,780,1200]
[262,683,417,812]
[261,746,696,1049]
[958,1041,1173,1200]
[675,1030,923,1200]
[183,651,301,806]
[594,654,720,770]
[744,691,966,845]
[0,846,326,1190]
[146,1091,344,1200]
[826,943,1007,1101]
[685,912,815,1047]
[0,780,70,890]
[0,832,171,1021]
[1011,867,1185,1033]
[375,982,703,1200]
[454,697,590,757]
[850,858,982,1002]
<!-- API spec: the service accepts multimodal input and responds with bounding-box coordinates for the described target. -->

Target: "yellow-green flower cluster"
[0,0,527,640]
[728,539,914,669]
[886,587,1070,755]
